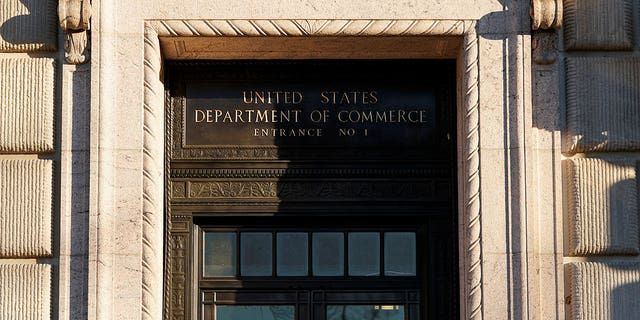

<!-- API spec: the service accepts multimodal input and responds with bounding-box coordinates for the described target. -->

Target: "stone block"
[0,264,51,320]
[0,0,57,52]
[565,57,640,153]
[0,58,55,153]
[563,0,633,50]
[568,262,640,320]
[565,158,638,256]
[0,159,53,257]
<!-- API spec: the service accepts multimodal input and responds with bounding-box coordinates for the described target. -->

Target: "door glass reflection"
[277,232,308,276]
[241,232,272,276]
[326,305,405,320]
[203,232,236,277]
[216,305,295,320]
[312,232,344,276]
[348,232,380,276]
[384,232,416,276]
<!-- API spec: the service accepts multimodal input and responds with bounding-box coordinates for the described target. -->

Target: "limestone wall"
[0,0,58,318]
[6,0,635,319]
[562,0,640,318]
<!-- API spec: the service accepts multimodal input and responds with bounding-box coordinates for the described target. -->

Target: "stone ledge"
[0,264,51,320]
[0,58,55,153]
[0,159,53,257]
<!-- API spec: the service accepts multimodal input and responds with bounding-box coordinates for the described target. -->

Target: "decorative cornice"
[531,0,563,30]
[58,0,91,64]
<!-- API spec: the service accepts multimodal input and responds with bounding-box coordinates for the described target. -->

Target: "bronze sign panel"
[169,60,454,160]
[185,79,437,147]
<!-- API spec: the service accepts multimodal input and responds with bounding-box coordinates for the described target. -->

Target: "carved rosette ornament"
[58,0,91,64]
[531,0,563,30]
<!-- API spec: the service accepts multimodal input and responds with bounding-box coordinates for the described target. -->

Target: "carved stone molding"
[63,31,89,64]
[531,0,563,30]
[142,25,164,320]
[149,19,468,37]
[183,180,446,201]
[461,22,482,320]
[143,19,482,320]
[58,0,91,64]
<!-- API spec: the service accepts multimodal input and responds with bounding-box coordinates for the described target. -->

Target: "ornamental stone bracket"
[58,0,91,64]
[531,0,562,65]
[531,0,562,30]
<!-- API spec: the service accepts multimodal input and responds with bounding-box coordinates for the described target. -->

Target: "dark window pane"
[384,232,416,276]
[203,232,236,277]
[216,305,295,320]
[312,232,344,276]
[276,232,308,276]
[327,305,405,320]
[241,232,272,276]
[348,232,380,276]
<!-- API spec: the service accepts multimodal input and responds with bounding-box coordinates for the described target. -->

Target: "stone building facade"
[0,0,638,319]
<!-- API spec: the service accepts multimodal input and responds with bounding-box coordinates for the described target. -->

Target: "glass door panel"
[326,305,405,320]
[216,305,295,320]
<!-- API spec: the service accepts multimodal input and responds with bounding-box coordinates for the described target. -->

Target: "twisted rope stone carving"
[149,19,468,37]
[462,21,483,320]
[142,26,164,320]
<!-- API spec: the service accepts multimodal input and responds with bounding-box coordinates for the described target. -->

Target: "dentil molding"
[58,0,91,64]
[531,0,563,29]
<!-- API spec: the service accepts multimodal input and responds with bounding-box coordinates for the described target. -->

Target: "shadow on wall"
[611,272,640,319]
[0,0,45,45]
[608,161,640,320]
[474,1,564,319]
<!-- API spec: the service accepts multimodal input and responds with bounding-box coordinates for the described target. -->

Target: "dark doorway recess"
[164,60,458,320]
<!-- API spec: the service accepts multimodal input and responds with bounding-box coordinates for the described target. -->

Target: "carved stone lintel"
[64,31,89,64]
[59,0,92,64]
[531,0,563,30]
[532,30,558,65]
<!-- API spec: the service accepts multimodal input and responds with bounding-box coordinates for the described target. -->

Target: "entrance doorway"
[165,60,458,319]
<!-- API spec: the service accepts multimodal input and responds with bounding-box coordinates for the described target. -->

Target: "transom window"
[202,230,417,278]
[198,227,423,320]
